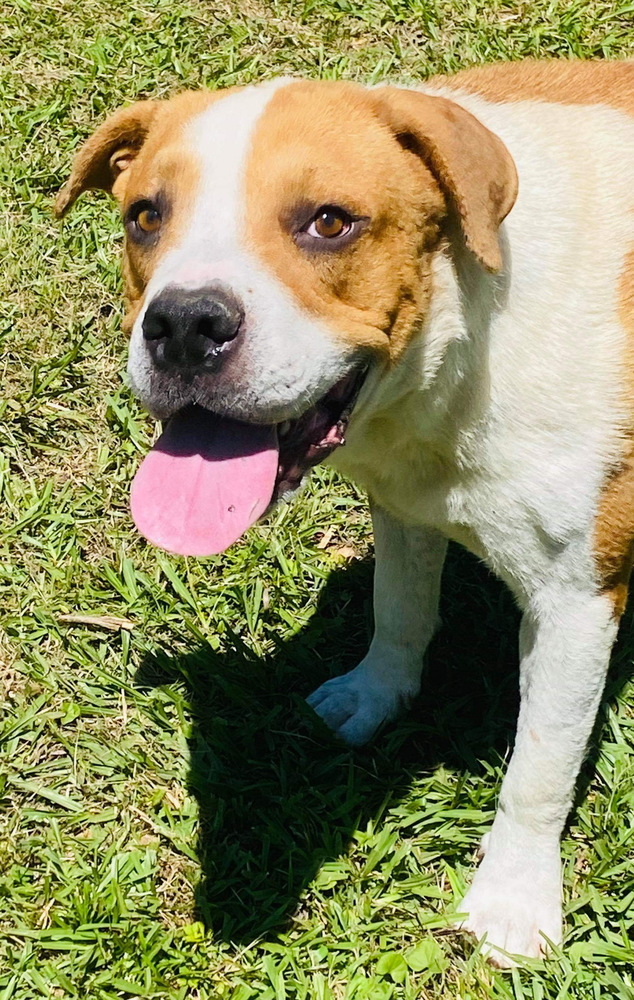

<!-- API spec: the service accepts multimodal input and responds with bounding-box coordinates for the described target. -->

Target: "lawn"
[2,0,634,997]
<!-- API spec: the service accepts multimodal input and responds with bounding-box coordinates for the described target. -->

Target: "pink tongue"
[130,407,278,556]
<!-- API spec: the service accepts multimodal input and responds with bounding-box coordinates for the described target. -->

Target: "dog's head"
[57,79,516,555]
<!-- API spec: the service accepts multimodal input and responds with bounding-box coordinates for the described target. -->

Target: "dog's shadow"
[135,543,633,944]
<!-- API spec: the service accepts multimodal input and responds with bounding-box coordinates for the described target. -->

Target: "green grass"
[2,0,634,996]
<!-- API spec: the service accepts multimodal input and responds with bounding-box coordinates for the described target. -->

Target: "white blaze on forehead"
[138,79,291,295]
[173,79,292,278]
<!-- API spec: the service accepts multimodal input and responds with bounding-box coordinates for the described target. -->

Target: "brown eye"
[308,207,350,239]
[136,207,161,234]
[295,204,368,252]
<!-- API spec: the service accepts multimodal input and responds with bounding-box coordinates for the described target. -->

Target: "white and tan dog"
[57,60,634,965]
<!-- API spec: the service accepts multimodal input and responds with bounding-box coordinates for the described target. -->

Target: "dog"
[56,58,634,965]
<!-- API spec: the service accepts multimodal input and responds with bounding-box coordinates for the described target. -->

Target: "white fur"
[324,95,634,960]
[126,78,634,962]
[459,587,618,964]
[459,813,564,966]
[128,80,357,422]
[308,505,447,744]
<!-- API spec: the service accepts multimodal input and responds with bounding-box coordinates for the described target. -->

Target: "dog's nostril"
[143,312,172,341]
[196,312,241,345]
[196,315,217,342]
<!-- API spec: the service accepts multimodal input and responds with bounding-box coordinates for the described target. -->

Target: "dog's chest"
[330,410,495,557]
[330,390,606,602]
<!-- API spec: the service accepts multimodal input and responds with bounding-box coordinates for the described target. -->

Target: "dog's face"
[57,78,516,554]
[122,81,449,425]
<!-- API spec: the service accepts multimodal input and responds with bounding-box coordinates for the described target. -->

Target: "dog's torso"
[332,62,634,605]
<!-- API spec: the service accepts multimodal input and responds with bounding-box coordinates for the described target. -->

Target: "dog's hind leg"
[306,502,447,745]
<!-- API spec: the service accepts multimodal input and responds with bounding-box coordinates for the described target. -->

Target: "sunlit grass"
[2,1,634,996]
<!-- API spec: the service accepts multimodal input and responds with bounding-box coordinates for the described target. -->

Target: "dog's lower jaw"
[458,813,563,967]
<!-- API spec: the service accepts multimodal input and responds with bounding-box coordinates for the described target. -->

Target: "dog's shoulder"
[429,59,634,118]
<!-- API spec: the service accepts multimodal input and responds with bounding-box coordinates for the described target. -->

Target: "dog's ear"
[54,101,161,217]
[371,87,518,272]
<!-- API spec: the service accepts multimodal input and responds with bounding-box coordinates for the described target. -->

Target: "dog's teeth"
[279,421,291,437]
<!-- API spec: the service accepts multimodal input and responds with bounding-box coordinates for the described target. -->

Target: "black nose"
[142,283,244,370]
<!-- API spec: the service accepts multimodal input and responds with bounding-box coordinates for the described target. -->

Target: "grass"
[2,0,634,996]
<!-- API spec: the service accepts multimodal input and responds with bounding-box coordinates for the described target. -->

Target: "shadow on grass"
[135,543,634,944]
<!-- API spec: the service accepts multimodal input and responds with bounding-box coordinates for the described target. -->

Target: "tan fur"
[54,101,161,216]
[441,59,634,117]
[244,81,444,365]
[245,80,516,365]
[370,86,517,271]
[56,90,235,333]
[115,92,221,331]
[442,60,634,616]
[595,248,634,615]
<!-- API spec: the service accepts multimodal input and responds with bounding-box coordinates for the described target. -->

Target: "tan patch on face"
[244,80,446,366]
[243,80,516,366]
[118,90,239,333]
[57,89,241,334]
[595,247,634,615]
[440,59,634,118]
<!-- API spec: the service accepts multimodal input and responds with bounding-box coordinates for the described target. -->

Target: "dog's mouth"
[130,367,367,556]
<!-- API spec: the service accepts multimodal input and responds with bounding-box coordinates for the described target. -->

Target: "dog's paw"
[459,837,562,967]
[306,657,417,745]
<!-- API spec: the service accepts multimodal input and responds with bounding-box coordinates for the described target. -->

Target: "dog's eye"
[306,207,351,240]
[135,206,161,234]
[126,201,163,241]
[294,205,368,252]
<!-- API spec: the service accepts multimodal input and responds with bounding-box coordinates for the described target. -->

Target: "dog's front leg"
[460,582,619,965]
[307,502,447,745]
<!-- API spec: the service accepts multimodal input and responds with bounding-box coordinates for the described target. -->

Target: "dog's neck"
[330,234,507,508]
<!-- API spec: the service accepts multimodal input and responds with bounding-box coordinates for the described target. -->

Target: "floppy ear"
[54,101,161,217]
[371,87,518,272]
